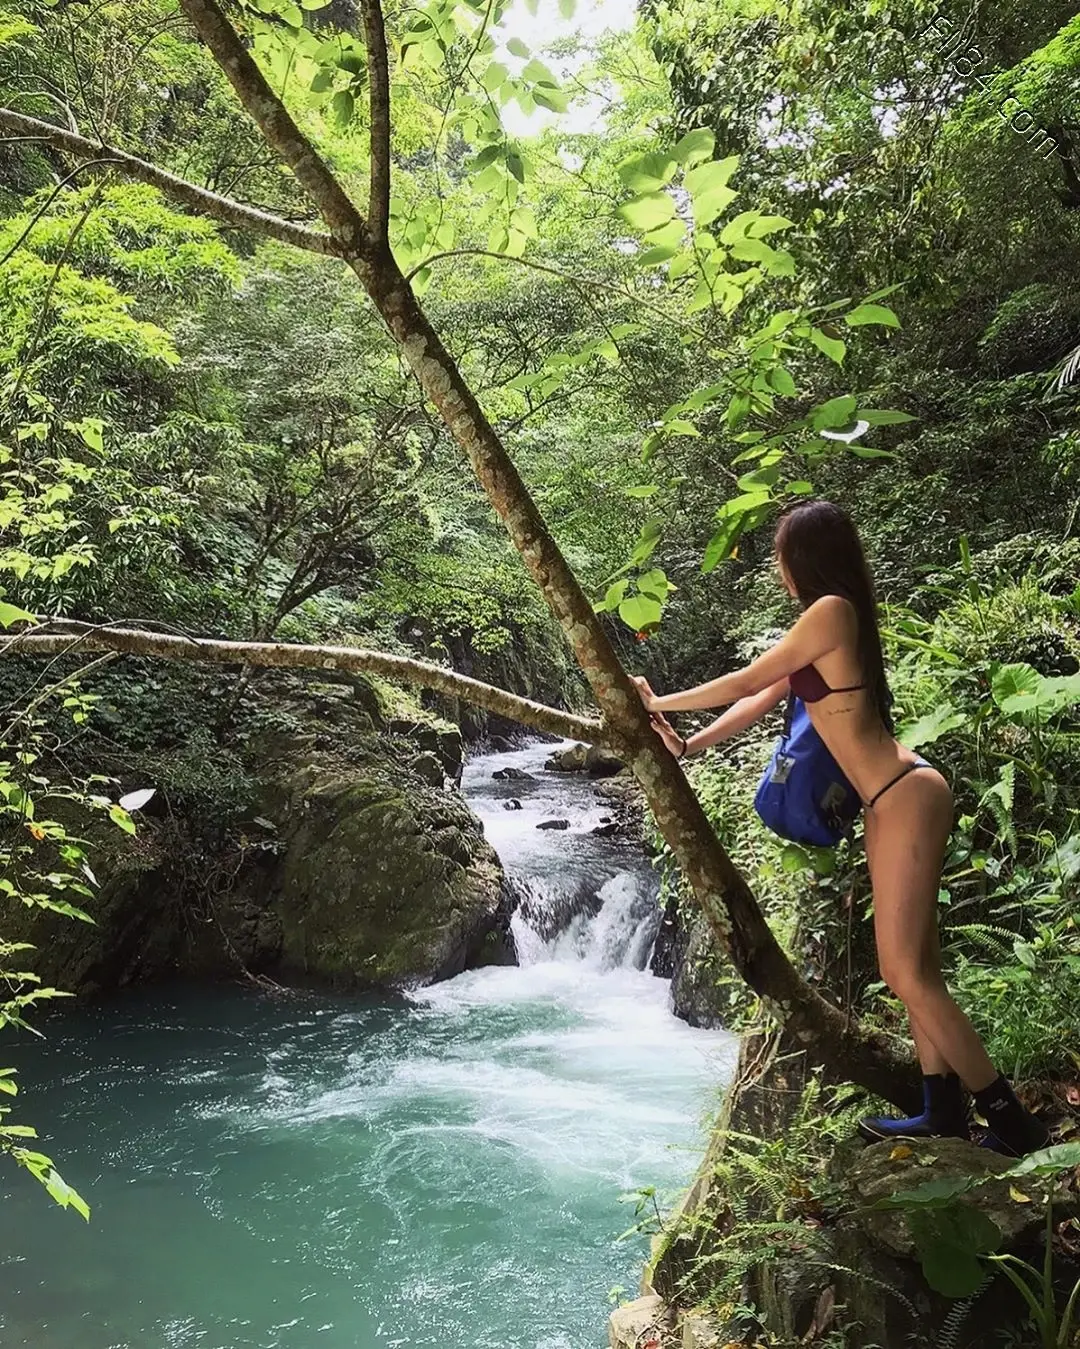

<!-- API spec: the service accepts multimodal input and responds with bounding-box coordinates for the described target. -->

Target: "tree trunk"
[0,0,920,1108]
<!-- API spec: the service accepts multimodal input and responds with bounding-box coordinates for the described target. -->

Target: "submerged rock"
[492,766,534,781]
[536,818,570,831]
[503,798,523,811]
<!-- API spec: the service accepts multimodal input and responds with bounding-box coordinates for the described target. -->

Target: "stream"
[0,739,735,1349]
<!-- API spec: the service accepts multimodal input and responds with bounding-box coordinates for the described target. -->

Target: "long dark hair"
[774,499,893,730]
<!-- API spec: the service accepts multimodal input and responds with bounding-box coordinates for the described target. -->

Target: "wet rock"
[492,766,534,781]
[545,743,587,772]
[271,769,509,988]
[488,734,516,753]
[590,822,622,837]
[503,799,523,811]
[410,752,445,787]
[668,910,728,1029]
[537,818,570,831]
[584,745,624,778]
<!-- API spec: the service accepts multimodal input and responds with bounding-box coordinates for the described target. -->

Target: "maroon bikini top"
[789,663,866,703]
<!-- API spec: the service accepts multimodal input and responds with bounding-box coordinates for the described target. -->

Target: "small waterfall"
[462,737,664,971]
[510,871,661,971]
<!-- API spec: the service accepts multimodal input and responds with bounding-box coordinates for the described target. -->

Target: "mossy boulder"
[270,765,512,988]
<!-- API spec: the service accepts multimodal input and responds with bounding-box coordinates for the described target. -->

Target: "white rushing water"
[0,738,736,1349]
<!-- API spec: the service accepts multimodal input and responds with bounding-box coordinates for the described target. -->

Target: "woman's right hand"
[650,716,686,758]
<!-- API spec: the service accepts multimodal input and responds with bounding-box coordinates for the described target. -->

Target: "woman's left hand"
[631,675,659,711]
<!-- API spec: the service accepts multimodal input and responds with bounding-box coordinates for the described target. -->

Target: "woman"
[633,499,1048,1157]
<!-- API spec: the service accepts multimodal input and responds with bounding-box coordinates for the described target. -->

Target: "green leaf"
[780,844,812,873]
[748,214,795,237]
[684,156,739,200]
[598,579,629,612]
[521,57,557,86]
[80,418,104,452]
[637,568,673,601]
[811,394,857,429]
[330,89,354,126]
[0,600,35,628]
[692,187,737,228]
[639,244,679,267]
[899,705,966,750]
[310,67,335,92]
[108,804,136,836]
[908,1206,1002,1298]
[506,37,529,57]
[673,128,715,166]
[411,266,432,296]
[991,663,1041,712]
[532,87,568,113]
[846,303,901,328]
[617,152,677,193]
[855,409,917,425]
[767,366,797,398]
[809,327,846,365]
[618,191,676,232]
[558,0,575,16]
[786,480,814,495]
[505,151,525,183]
[511,206,538,239]
[624,484,659,498]
[618,593,662,632]
[1005,1141,1080,1177]
[481,60,508,92]
[848,446,896,459]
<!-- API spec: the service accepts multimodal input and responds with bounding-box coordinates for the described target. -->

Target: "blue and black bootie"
[973,1075,1050,1157]
[858,1072,970,1144]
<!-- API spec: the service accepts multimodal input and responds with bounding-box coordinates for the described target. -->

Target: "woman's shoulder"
[803,593,858,631]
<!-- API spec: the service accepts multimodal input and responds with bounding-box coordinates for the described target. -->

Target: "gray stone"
[536,818,570,831]
[492,766,534,781]
[608,1295,670,1349]
[410,751,445,787]
[545,743,588,772]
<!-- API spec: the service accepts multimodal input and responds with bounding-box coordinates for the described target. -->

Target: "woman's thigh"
[866,768,953,987]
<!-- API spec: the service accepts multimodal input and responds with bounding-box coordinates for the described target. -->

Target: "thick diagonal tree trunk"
[0,0,919,1108]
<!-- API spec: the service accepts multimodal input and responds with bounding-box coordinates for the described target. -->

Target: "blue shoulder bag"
[753,696,861,847]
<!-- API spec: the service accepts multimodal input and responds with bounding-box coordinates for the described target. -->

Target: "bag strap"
[782,692,796,739]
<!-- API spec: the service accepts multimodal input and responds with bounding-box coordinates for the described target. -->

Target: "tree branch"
[360,0,392,241]
[176,0,371,254]
[3,624,610,748]
[0,108,339,255]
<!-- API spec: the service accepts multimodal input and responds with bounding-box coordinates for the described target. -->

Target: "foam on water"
[0,739,736,1349]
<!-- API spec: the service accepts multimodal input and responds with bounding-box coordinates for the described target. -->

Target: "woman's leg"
[865,769,1049,1154]
[867,768,997,1088]
[859,791,968,1140]
[864,806,952,1076]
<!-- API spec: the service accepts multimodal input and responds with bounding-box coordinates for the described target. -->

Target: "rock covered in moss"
[270,764,513,988]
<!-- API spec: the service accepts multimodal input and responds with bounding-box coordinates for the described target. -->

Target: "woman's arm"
[642,595,854,713]
[682,679,789,754]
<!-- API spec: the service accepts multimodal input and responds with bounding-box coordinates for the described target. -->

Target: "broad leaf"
[618,152,677,193]
[673,128,715,166]
[846,303,900,328]
[618,192,676,232]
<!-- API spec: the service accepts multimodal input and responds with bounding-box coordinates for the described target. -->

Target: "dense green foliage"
[0,7,1077,1318]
